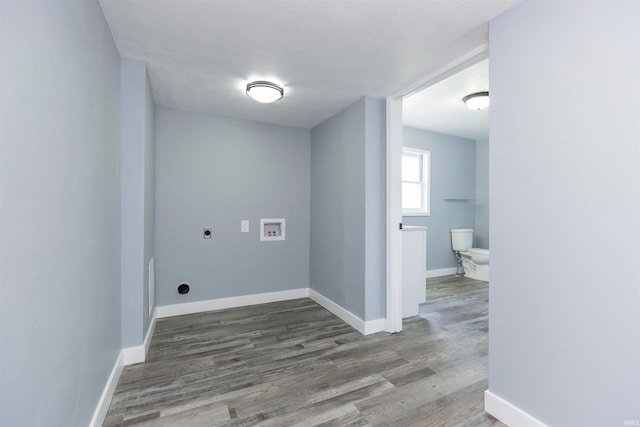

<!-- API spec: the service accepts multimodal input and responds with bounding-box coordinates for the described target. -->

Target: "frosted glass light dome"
[246,81,284,103]
[463,91,489,110]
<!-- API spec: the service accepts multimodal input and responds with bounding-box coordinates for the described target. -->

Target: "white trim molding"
[89,351,124,427]
[156,288,310,318]
[363,318,386,335]
[390,43,489,99]
[144,308,157,355]
[121,308,158,366]
[485,390,549,427]
[156,288,384,336]
[426,267,458,278]
[121,342,145,366]
[385,96,404,334]
[309,289,385,335]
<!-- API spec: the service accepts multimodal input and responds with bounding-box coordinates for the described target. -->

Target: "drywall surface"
[310,98,367,318]
[0,1,122,426]
[364,97,386,321]
[143,62,155,326]
[402,127,476,270]
[120,58,155,348]
[474,138,489,249]
[310,96,386,321]
[489,1,640,425]
[154,107,310,306]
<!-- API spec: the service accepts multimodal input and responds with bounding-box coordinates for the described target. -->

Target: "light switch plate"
[241,220,249,233]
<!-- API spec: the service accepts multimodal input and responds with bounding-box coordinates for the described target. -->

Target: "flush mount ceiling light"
[246,81,284,103]
[463,91,490,110]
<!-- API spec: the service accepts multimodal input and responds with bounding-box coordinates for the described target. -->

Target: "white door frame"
[385,44,489,333]
[385,97,404,333]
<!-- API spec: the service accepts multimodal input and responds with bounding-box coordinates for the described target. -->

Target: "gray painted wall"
[474,138,489,249]
[402,127,476,270]
[0,1,122,426]
[310,96,386,321]
[154,107,310,306]
[489,1,640,425]
[364,98,386,321]
[144,61,155,326]
[120,58,155,348]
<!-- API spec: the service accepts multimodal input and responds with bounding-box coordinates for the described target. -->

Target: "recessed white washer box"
[260,218,285,241]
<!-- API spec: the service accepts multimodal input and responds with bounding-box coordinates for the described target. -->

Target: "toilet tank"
[451,228,473,252]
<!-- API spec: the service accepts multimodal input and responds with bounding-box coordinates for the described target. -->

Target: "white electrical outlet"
[241,220,249,233]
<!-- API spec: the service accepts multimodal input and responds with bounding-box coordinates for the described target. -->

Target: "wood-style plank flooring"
[103,275,503,426]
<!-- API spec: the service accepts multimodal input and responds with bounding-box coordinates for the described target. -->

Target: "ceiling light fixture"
[246,81,284,103]
[463,91,490,110]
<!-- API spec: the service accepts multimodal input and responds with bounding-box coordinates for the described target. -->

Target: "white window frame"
[402,147,430,216]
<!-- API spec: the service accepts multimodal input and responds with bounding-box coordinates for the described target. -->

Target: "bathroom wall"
[0,1,122,426]
[489,1,640,425]
[120,58,155,348]
[310,96,386,321]
[474,138,489,249]
[154,107,310,306]
[402,127,476,271]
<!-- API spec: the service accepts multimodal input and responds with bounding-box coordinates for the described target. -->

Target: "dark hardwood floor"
[103,275,503,426]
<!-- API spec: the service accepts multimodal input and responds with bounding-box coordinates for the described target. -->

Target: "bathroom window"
[402,148,430,216]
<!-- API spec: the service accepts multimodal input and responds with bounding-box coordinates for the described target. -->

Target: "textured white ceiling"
[403,58,489,140]
[99,0,519,129]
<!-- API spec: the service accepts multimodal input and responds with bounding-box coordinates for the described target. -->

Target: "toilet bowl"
[459,248,489,281]
[450,228,490,282]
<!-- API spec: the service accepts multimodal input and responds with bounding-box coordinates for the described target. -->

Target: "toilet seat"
[469,248,488,254]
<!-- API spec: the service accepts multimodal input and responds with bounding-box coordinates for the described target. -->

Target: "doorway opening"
[385,47,489,332]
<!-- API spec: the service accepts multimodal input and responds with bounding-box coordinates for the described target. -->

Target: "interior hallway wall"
[364,97,386,321]
[120,58,155,348]
[489,1,640,425]
[154,107,310,306]
[402,127,476,271]
[0,1,122,426]
[310,96,386,321]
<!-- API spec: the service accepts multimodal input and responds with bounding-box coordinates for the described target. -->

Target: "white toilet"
[450,228,490,282]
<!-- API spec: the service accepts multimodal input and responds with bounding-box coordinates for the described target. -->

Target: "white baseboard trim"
[363,318,386,335]
[308,289,385,336]
[89,350,124,427]
[144,308,157,355]
[484,390,548,427]
[309,289,364,334]
[426,267,458,278]
[121,343,145,366]
[155,288,310,319]
[121,308,158,366]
